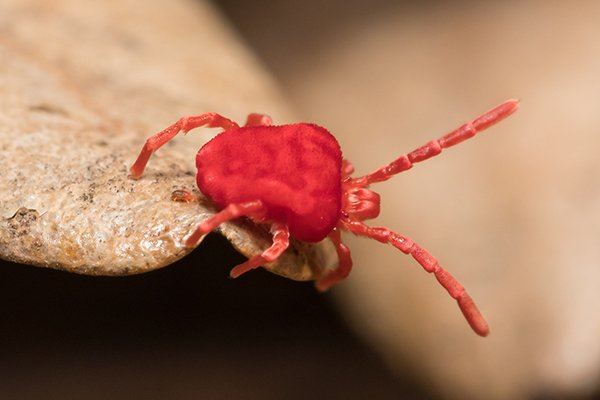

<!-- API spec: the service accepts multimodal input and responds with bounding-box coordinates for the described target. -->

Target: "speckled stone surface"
[0,0,334,280]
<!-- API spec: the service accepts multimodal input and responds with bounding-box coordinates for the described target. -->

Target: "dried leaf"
[0,0,335,280]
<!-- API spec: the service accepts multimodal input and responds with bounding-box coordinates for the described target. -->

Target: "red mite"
[130,99,519,336]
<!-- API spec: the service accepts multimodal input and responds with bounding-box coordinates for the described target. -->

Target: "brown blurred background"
[218,1,600,398]
[2,0,600,399]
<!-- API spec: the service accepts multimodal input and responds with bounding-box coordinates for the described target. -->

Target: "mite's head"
[340,159,382,222]
[342,185,381,221]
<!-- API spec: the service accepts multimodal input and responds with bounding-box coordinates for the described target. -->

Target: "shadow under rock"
[0,232,428,399]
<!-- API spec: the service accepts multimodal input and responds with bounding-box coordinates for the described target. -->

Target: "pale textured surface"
[0,0,333,280]
[224,0,600,398]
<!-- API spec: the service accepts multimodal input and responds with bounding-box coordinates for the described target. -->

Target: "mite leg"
[244,113,273,127]
[185,200,266,248]
[315,228,353,292]
[342,159,355,178]
[229,222,290,278]
[130,113,239,178]
[342,220,489,336]
[351,99,519,187]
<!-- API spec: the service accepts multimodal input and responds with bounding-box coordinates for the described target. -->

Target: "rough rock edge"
[0,0,335,281]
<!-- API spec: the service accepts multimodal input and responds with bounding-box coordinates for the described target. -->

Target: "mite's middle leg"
[229,222,290,278]
[315,228,353,291]
[185,200,266,248]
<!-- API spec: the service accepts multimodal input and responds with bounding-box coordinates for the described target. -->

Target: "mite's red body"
[130,101,519,336]
[196,124,342,242]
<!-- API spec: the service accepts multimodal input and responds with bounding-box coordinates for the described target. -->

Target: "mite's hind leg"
[130,112,239,178]
[229,222,290,278]
[244,113,273,127]
[315,228,353,291]
[185,200,266,248]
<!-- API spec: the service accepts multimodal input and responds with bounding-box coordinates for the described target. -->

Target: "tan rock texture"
[0,0,333,280]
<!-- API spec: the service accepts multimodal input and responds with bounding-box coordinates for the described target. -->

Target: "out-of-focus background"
[1,0,599,399]
[217,0,600,398]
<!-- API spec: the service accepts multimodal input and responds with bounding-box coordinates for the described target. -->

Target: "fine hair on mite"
[130,99,519,336]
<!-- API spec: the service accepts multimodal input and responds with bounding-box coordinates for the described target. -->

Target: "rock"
[0,0,333,281]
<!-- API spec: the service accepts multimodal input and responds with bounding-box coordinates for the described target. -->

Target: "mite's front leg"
[351,99,519,187]
[342,219,489,336]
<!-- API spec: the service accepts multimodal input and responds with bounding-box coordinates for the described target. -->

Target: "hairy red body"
[130,101,519,337]
[196,124,342,242]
